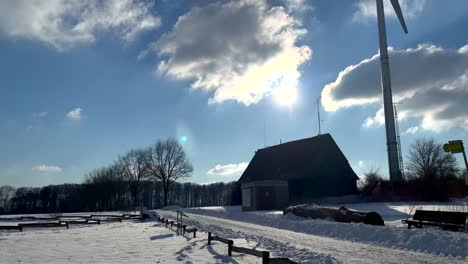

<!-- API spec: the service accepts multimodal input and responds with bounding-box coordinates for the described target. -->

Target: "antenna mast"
[317,97,321,135]
[394,103,404,176]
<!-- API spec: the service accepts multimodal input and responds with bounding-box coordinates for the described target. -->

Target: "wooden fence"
[208,232,299,264]
[158,217,197,238]
[157,216,298,263]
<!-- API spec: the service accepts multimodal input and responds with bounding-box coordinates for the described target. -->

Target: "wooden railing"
[208,232,299,264]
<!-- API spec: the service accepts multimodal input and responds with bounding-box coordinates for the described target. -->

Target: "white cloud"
[362,107,385,128]
[143,0,311,106]
[353,0,426,21]
[0,0,161,50]
[322,44,468,132]
[404,126,420,135]
[32,112,48,118]
[66,107,83,121]
[32,165,63,173]
[208,162,248,176]
[282,0,314,13]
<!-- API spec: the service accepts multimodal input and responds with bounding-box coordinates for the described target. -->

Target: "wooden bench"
[19,222,68,230]
[402,210,467,231]
[0,225,22,232]
[99,218,122,223]
[59,219,101,225]
[91,214,123,218]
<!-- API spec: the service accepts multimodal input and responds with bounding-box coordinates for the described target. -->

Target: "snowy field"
[0,220,261,263]
[1,201,467,263]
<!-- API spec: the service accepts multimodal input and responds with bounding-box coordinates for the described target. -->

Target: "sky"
[0,0,467,187]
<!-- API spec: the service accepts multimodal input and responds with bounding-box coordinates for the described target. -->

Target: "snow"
[1,201,466,263]
[0,220,261,263]
[161,205,183,210]
[156,202,467,263]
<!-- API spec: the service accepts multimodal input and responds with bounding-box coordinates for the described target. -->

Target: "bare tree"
[406,137,459,180]
[118,149,150,210]
[0,185,16,212]
[359,167,383,195]
[145,138,193,207]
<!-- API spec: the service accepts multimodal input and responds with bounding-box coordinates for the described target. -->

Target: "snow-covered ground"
[0,219,262,263]
[1,201,467,263]
[157,201,467,263]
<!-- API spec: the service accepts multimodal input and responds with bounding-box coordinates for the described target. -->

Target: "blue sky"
[0,0,467,187]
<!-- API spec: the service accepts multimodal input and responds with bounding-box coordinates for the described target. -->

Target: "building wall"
[241,181,289,211]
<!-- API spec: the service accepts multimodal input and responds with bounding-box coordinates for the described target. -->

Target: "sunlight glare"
[274,85,298,107]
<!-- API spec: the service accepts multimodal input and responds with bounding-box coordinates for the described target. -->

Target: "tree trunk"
[163,186,168,207]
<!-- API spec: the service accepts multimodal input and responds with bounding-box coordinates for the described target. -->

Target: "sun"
[274,86,298,107]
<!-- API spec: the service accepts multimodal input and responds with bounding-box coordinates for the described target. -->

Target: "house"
[238,133,359,211]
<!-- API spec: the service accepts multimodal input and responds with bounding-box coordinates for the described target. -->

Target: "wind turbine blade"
[390,0,408,33]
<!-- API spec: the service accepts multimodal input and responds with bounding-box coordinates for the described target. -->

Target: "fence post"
[193,228,197,238]
[183,225,186,234]
[228,240,233,256]
[208,232,212,245]
[262,251,270,264]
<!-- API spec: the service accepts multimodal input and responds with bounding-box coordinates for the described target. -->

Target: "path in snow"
[158,210,467,264]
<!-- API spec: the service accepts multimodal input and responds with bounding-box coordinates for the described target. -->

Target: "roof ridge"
[258,133,331,151]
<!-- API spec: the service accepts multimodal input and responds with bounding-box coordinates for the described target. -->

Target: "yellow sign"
[443,142,463,154]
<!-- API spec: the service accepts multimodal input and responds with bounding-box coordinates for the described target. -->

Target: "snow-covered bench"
[0,225,22,232]
[19,222,69,230]
[402,210,467,231]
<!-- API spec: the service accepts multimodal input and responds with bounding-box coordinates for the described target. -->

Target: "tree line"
[0,138,241,215]
[359,137,466,201]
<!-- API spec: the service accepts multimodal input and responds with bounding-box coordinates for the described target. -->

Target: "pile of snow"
[144,210,160,219]
[161,205,183,210]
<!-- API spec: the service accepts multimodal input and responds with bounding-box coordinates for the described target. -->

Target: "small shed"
[239,133,359,211]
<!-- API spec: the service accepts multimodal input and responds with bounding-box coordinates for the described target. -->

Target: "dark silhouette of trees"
[0,137,245,215]
[118,149,150,210]
[0,181,241,215]
[406,137,459,180]
[145,138,193,207]
[0,185,16,213]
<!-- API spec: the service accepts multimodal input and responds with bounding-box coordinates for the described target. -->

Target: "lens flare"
[181,136,188,142]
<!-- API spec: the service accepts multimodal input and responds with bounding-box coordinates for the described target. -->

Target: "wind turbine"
[376,0,407,182]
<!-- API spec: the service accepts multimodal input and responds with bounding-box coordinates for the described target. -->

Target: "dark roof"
[238,133,359,183]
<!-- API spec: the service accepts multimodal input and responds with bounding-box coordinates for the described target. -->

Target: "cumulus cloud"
[32,112,48,118]
[353,0,426,21]
[322,44,468,132]
[66,108,83,121]
[32,165,63,173]
[208,162,248,176]
[143,0,311,105]
[0,0,160,50]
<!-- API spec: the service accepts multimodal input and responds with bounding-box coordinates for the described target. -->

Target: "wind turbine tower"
[376,0,407,182]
